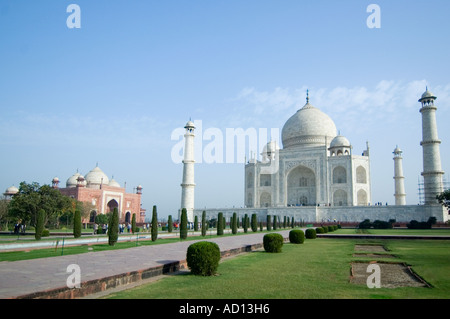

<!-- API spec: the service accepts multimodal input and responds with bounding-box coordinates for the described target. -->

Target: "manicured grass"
[104,238,450,299]
[338,228,450,236]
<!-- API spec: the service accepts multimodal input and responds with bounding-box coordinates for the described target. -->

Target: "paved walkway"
[0,230,293,299]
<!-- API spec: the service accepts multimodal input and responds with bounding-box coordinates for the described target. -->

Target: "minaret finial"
[306,89,309,104]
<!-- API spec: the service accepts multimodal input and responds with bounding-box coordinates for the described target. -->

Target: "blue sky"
[1,1,449,221]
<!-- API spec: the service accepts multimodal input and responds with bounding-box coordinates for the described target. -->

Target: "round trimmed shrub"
[327,226,334,232]
[263,233,284,253]
[289,230,305,244]
[322,226,328,233]
[305,228,317,239]
[315,227,324,234]
[186,241,221,276]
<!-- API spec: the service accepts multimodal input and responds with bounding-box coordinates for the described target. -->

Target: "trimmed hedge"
[316,227,324,234]
[305,228,317,239]
[289,230,305,244]
[186,241,221,276]
[263,233,284,253]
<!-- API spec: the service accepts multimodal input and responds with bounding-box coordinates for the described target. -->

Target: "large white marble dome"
[85,166,110,186]
[281,101,337,149]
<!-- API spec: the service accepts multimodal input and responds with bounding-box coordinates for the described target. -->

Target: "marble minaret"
[419,88,444,204]
[180,120,196,222]
[393,146,406,205]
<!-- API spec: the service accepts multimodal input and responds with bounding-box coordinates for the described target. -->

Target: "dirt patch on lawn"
[350,262,429,288]
[354,244,387,252]
[353,253,396,259]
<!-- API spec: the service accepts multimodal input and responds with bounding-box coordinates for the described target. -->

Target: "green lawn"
[338,228,450,236]
[104,237,450,299]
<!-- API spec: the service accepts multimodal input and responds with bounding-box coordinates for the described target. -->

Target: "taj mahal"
[180,88,448,224]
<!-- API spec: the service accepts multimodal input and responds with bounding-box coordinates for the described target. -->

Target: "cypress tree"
[201,210,207,237]
[168,215,173,233]
[217,212,224,236]
[291,216,295,228]
[232,212,237,234]
[151,205,158,241]
[108,207,119,246]
[35,209,46,240]
[267,215,272,231]
[243,213,248,233]
[180,208,188,240]
[194,215,198,232]
[283,216,287,228]
[132,213,137,233]
[251,213,257,232]
[273,215,277,230]
[73,209,81,238]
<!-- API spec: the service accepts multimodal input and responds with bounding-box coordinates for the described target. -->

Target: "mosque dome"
[85,166,109,187]
[282,100,337,149]
[108,178,121,188]
[66,172,82,188]
[330,135,351,148]
[4,185,19,195]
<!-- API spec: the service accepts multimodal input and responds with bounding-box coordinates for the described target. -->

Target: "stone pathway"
[0,230,293,299]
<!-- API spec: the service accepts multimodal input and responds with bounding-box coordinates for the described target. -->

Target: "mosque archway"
[356,166,367,184]
[287,165,316,206]
[89,210,97,223]
[260,192,271,207]
[333,189,348,206]
[333,166,347,184]
[107,199,119,213]
[125,211,131,223]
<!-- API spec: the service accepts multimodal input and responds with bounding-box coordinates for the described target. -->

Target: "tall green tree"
[267,215,272,231]
[151,206,158,241]
[243,213,248,233]
[168,215,173,233]
[194,215,198,232]
[108,207,119,246]
[8,182,73,229]
[273,215,278,230]
[132,213,137,233]
[73,210,82,238]
[201,211,207,237]
[251,213,258,232]
[437,190,450,213]
[35,209,46,240]
[232,212,238,234]
[217,212,224,236]
[180,208,188,240]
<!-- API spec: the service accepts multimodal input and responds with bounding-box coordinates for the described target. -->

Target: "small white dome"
[184,121,195,129]
[262,140,280,154]
[4,185,19,195]
[66,172,81,188]
[109,179,121,188]
[330,135,351,148]
[85,166,110,187]
[419,88,436,102]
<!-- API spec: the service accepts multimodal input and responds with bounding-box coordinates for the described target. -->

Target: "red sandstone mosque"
[52,165,146,224]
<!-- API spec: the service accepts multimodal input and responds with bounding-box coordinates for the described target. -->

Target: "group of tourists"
[92,222,136,234]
